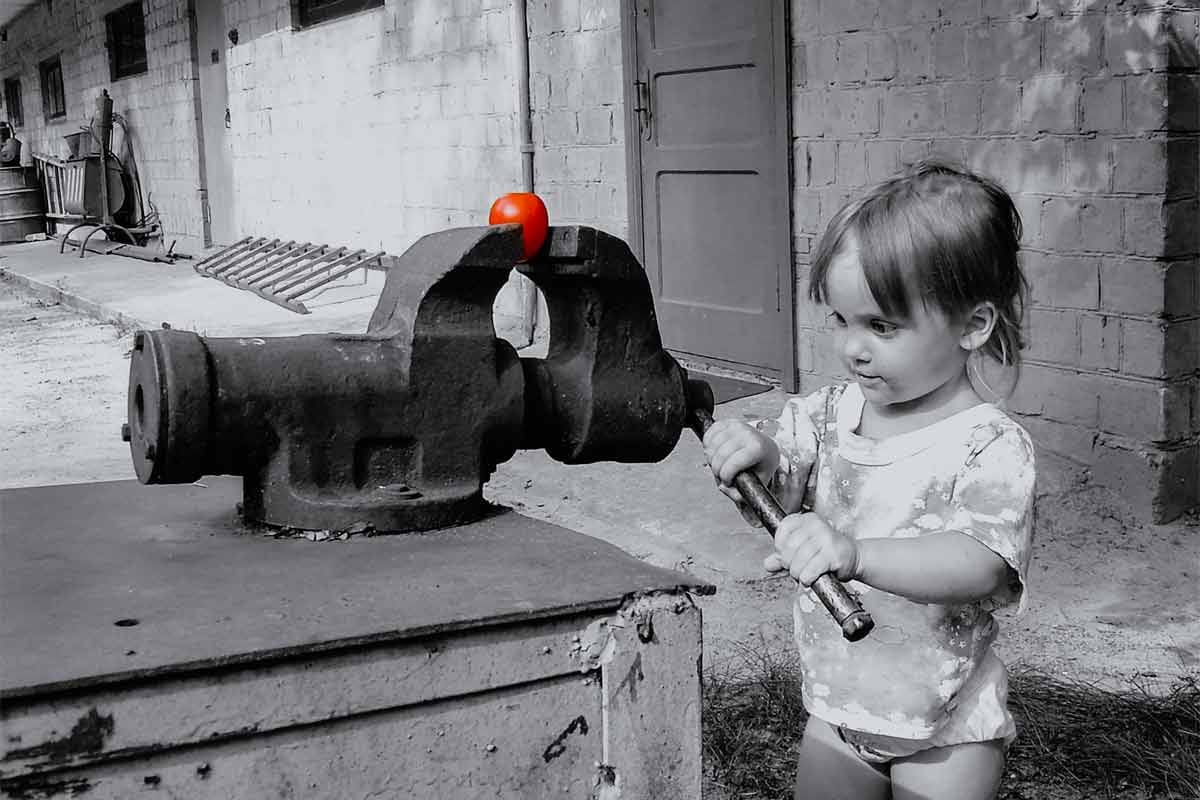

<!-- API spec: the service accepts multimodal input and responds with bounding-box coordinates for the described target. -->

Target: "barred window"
[39,56,65,120]
[3,77,22,129]
[292,0,383,28]
[106,2,148,80]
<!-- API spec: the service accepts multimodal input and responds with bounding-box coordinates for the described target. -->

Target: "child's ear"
[959,302,997,352]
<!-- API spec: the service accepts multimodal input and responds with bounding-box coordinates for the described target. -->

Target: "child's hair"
[809,161,1028,368]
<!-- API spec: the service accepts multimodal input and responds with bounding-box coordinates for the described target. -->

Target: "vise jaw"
[125,226,689,534]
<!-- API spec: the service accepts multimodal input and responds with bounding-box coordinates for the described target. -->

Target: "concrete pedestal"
[0,479,712,798]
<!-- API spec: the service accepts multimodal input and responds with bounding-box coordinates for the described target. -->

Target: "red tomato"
[488,192,549,262]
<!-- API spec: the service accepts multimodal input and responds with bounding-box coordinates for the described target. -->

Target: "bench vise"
[123,225,689,533]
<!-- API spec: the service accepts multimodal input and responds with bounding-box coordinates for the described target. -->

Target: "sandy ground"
[2,284,1198,696]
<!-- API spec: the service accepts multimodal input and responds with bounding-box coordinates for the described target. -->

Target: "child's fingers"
[763,552,787,572]
[715,480,744,503]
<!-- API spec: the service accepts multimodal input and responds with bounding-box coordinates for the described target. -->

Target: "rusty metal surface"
[2,599,706,799]
[4,678,605,799]
[0,478,711,700]
[126,225,689,535]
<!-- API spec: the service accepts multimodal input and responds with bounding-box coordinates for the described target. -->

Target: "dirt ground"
[2,283,1198,695]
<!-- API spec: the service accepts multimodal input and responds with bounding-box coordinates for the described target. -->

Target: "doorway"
[622,0,795,388]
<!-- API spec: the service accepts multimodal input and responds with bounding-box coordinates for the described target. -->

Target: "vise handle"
[686,379,874,642]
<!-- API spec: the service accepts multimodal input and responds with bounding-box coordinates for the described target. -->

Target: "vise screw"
[123,226,689,534]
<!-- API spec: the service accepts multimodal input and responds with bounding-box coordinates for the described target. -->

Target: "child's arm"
[767,516,1009,604]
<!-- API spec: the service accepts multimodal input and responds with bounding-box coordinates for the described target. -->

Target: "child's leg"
[889,738,1005,800]
[792,717,890,800]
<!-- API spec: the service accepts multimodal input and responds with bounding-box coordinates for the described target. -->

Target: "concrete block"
[1065,137,1113,194]
[981,80,1021,133]
[819,0,879,34]
[866,139,903,182]
[867,32,899,81]
[809,141,838,186]
[1113,137,1169,194]
[1039,196,1083,251]
[944,83,980,134]
[1009,363,1100,425]
[1079,198,1124,253]
[1027,252,1101,309]
[934,26,967,78]
[793,141,811,188]
[1164,259,1199,319]
[1168,75,1200,132]
[792,188,823,234]
[1166,137,1199,199]
[930,137,967,163]
[1018,416,1098,465]
[792,91,827,138]
[878,0,940,28]
[1164,199,1200,257]
[1163,319,1200,378]
[900,139,931,166]
[809,37,839,86]
[826,88,882,134]
[894,26,934,80]
[541,110,577,146]
[1091,438,1197,523]
[1098,378,1193,441]
[1044,15,1105,74]
[1080,314,1121,371]
[1120,317,1169,379]
[968,20,1042,79]
[984,0,1039,18]
[1122,196,1167,257]
[1013,193,1045,245]
[1125,73,1169,132]
[1021,75,1080,133]
[1027,307,1082,364]
[881,86,943,134]
[836,33,871,83]
[837,140,870,187]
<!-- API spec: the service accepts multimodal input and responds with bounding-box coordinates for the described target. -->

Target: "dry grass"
[702,640,1200,800]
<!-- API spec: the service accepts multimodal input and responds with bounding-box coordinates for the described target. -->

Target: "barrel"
[0,166,45,243]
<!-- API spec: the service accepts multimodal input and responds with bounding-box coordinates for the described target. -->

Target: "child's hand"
[702,420,780,502]
[765,513,860,586]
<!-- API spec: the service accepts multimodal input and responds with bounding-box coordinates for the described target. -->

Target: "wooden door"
[624,0,795,386]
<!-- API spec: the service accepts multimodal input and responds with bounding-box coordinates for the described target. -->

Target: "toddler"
[704,162,1036,800]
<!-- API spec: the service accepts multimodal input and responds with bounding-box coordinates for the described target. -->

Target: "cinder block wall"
[527,0,628,239]
[219,0,521,253]
[0,0,207,251]
[790,0,1199,521]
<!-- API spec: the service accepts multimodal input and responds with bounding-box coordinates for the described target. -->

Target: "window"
[39,56,65,120]
[3,77,21,129]
[106,2,148,80]
[292,0,383,28]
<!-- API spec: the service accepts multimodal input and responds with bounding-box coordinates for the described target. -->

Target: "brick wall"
[219,0,521,253]
[526,0,628,239]
[790,0,1199,521]
[0,0,206,252]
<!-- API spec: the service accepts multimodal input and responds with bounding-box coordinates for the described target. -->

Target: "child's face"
[823,243,972,417]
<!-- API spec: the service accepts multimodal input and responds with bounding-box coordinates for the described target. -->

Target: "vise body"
[124,225,689,533]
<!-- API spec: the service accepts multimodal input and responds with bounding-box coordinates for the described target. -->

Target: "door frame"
[619,0,798,391]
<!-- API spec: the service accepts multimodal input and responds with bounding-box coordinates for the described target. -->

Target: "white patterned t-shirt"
[746,382,1036,741]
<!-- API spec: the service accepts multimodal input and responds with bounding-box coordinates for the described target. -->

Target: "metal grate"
[193,237,386,314]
